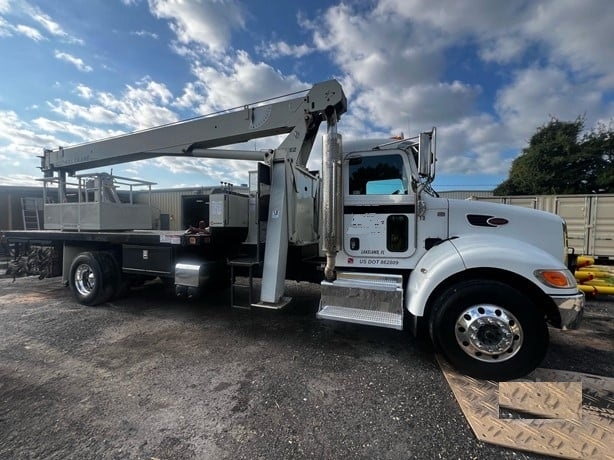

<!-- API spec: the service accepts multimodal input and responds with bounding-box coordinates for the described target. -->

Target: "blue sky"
[1,0,613,191]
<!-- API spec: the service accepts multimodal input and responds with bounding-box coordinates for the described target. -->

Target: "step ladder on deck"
[21,197,42,230]
[228,252,261,310]
[228,164,272,310]
[318,271,404,330]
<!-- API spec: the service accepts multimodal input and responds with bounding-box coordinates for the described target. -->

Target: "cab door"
[343,150,416,263]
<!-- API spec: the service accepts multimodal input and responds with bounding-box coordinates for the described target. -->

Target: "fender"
[406,234,575,317]
[406,239,464,317]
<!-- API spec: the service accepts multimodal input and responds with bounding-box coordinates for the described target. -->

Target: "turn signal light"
[534,270,575,288]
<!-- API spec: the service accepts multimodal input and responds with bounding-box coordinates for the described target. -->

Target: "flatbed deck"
[3,230,187,246]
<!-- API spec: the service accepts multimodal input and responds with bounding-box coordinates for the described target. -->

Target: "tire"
[430,279,548,381]
[69,251,116,306]
[101,251,128,300]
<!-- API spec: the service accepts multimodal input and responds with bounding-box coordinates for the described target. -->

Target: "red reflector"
[487,217,509,226]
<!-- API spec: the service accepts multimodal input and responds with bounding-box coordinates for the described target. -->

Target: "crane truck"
[3,80,583,381]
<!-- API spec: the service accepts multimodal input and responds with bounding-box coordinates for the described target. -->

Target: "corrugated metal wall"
[133,186,248,231]
[438,190,494,200]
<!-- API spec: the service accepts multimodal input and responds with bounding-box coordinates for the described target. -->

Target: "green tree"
[494,117,614,195]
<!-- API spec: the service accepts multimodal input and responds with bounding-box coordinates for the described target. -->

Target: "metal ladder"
[21,197,42,230]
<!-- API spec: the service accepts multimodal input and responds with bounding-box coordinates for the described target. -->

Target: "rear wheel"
[430,279,548,381]
[69,252,116,306]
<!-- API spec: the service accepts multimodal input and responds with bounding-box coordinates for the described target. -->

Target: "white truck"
[4,80,583,381]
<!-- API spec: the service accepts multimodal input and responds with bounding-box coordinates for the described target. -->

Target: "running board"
[317,272,404,330]
[317,305,403,330]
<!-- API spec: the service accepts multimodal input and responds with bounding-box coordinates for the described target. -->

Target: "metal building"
[133,185,248,231]
[0,186,45,231]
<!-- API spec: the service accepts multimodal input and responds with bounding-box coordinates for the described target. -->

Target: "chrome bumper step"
[317,271,404,330]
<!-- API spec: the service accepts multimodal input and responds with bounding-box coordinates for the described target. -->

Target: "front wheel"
[430,279,548,381]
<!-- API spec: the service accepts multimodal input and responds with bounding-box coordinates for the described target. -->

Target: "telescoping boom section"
[41,80,346,175]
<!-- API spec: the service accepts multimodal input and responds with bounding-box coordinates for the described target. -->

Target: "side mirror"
[418,128,436,181]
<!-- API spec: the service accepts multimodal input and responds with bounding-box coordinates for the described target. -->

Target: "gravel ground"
[0,276,612,460]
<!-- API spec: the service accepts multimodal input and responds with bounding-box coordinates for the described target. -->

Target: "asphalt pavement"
[0,276,611,459]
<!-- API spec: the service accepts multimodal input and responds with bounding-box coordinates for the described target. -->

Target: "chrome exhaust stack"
[322,109,342,281]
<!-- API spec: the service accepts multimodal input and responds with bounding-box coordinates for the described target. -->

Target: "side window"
[349,154,406,195]
[387,215,408,252]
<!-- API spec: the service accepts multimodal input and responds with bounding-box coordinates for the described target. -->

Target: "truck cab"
[319,130,583,380]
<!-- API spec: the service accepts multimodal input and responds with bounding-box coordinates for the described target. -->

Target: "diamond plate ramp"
[437,357,614,459]
[499,381,582,419]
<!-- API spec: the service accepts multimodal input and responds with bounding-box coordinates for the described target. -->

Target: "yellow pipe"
[578,284,614,295]
[574,272,593,282]
[577,255,594,267]
[576,269,613,278]
[582,279,611,286]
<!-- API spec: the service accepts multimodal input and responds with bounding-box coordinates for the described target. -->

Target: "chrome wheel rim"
[455,304,523,363]
[75,263,96,297]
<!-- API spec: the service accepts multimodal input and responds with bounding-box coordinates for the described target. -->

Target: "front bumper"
[551,292,584,330]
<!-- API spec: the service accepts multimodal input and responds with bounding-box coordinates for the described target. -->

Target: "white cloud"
[27,5,83,44]
[310,3,444,88]
[305,3,477,140]
[259,40,312,59]
[496,66,604,138]
[436,114,513,176]
[376,0,614,81]
[478,35,527,64]
[173,81,205,110]
[2,0,612,188]
[376,0,528,38]
[75,84,93,99]
[32,117,123,141]
[304,0,614,180]
[524,1,614,82]
[148,0,246,52]
[0,16,12,36]
[29,8,63,35]
[130,29,159,39]
[180,50,306,114]
[0,0,11,13]
[0,172,41,187]
[54,50,93,72]
[0,111,67,186]
[353,81,480,132]
[153,156,256,185]
[15,23,43,41]
[0,110,61,152]
[47,99,117,124]
[0,77,181,185]
[46,79,178,130]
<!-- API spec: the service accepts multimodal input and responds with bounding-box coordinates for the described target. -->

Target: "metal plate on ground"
[437,357,614,459]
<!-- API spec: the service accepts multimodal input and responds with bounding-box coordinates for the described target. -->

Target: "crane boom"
[41,80,346,175]
[36,80,346,309]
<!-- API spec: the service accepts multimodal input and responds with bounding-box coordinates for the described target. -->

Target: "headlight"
[534,269,577,289]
